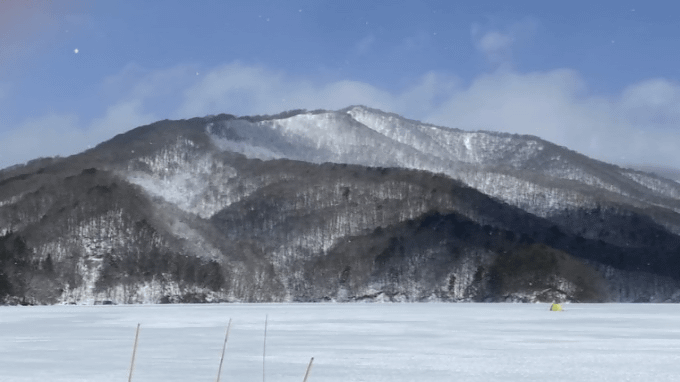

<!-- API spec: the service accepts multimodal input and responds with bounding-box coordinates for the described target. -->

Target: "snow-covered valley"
[2,303,680,382]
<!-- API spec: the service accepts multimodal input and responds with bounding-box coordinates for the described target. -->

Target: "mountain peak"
[1,106,680,305]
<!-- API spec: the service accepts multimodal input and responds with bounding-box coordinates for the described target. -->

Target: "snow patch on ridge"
[125,137,239,218]
[462,171,598,217]
[622,171,680,200]
[207,122,285,161]
[0,194,23,208]
[139,107,679,236]
[346,105,539,166]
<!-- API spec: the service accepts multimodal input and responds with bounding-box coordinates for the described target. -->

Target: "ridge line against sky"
[0,1,679,174]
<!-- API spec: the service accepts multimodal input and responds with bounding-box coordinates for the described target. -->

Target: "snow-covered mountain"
[1,106,679,304]
[207,106,680,228]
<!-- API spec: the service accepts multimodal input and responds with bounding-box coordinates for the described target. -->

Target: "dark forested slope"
[1,107,679,304]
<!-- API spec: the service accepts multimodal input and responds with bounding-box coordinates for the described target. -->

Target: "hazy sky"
[1,1,679,172]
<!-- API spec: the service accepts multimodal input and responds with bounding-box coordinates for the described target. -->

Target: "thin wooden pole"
[302,357,314,382]
[215,319,232,382]
[263,315,268,382]
[128,323,141,382]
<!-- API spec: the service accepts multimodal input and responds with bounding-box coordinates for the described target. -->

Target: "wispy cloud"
[619,78,680,126]
[0,114,81,168]
[474,30,513,64]
[0,100,156,169]
[175,62,400,118]
[354,34,376,56]
[426,70,680,168]
[175,62,680,170]
[471,19,537,69]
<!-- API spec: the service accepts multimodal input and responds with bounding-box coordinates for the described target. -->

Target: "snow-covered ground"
[1,303,679,381]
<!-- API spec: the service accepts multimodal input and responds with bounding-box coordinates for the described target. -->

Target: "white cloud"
[3,60,680,172]
[175,63,401,118]
[427,69,590,138]
[391,71,460,116]
[0,60,173,169]
[475,31,513,64]
[0,114,82,168]
[471,19,537,68]
[619,78,680,126]
[174,62,680,170]
[88,100,157,142]
[0,63,190,169]
[101,63,196,105]
[175,64,461,121]
[0,100,156,169]
[425,70,680,169]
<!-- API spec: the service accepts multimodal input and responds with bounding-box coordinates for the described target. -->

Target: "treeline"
[95,249,225,294]
[0,233,76,305]
[0,230,228,305]
[302,208,676,302]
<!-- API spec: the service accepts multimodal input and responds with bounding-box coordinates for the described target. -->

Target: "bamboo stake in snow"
[215,319,232,382]
[302,357,314,382]
[128,323,141,382]
[262,315,268,382]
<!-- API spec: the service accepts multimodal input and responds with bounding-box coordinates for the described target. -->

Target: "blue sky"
[1,1,679,173]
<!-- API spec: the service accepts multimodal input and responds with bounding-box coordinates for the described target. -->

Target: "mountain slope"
[0,106,679,304]
[206,106,680,221]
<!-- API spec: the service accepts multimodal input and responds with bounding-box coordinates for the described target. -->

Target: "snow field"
[1,303,679,381]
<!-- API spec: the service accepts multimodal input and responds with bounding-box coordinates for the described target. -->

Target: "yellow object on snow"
[550,303,563,311]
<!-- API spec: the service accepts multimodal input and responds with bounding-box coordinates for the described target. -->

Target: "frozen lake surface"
[1,303,680,381]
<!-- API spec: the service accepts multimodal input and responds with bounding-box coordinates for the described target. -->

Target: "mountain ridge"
[0,106,679,304]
